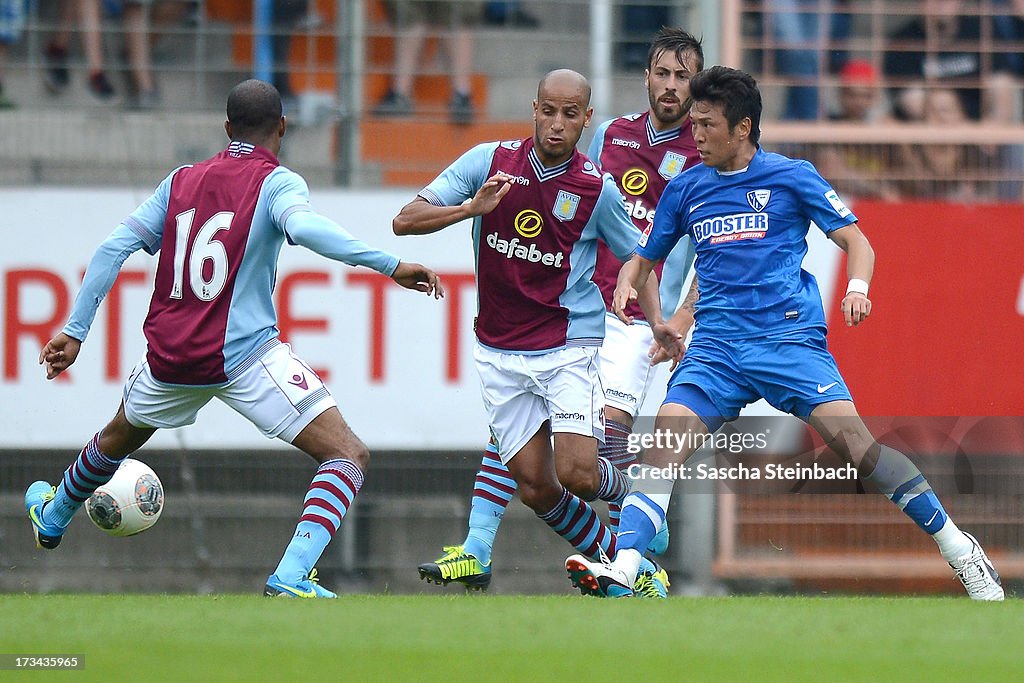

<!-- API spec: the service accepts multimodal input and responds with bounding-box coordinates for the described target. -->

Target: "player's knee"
[517,477,562,512]
[346,441,370,469]
[560,463,599,501]
[827,426,874,465]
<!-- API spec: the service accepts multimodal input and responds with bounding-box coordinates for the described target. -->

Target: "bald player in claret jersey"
[413,30,704,597]
[394,69,679,592]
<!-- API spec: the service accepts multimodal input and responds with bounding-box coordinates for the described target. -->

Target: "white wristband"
[846,278,869,296]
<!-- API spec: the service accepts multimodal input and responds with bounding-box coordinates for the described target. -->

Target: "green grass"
[0,594,1020,682]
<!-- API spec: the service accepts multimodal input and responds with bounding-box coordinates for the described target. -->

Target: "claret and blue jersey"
[419,137,642,353]
[640,147,859,339]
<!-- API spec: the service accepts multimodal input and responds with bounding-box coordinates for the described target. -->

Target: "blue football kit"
[639,147,858,429]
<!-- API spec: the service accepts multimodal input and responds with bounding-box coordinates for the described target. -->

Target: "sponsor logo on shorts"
[606,388,638,404]
[288,373,309,390]
[553,412,587,422]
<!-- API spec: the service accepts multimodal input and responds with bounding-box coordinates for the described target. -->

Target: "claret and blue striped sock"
[43,432,124,529]
[272,458,364,584]
[463,440,515,565]
[538,488,617,560]
[602,419,637,532]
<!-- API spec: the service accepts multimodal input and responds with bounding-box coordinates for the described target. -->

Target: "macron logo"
[289,373,309,390]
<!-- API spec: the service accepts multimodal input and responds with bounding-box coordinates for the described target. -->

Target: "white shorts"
[474,343,604,464]
[123,343,336,443]
[599,313,656,417]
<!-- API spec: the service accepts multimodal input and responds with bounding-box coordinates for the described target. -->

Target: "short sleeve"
[637,176,687,261]
[419,142,499,207]
[791,159,858,234]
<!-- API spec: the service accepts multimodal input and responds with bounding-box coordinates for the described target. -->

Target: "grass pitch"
[0,594,1019,682]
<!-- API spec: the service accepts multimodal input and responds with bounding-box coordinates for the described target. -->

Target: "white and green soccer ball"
[85,458,164,537]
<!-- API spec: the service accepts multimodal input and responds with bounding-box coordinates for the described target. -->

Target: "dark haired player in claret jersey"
[394,68,683,593]
[26,79,444,599]
[415,29,705,598]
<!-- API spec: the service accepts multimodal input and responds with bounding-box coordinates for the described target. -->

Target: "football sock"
[602,419,636,532]
[538,487,616,560]
[595,456,630,503]
[43,432,124,529]
[616,489,671,554]
[866,445,952,536]
[931,517,975,562]
[463,440,514,565]
[272,458,363,584]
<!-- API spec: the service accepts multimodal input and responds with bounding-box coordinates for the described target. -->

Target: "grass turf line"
[0,594,1019,682]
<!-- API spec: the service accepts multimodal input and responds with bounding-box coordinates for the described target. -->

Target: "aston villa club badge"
[553,190,580,222]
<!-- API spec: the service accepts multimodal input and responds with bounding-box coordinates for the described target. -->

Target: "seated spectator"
[373,1,482,125]
[828,59,889,122]
[894,88,990,201]
[817,60,900,201]
[883,0,1019,123]
[43,0,117,100]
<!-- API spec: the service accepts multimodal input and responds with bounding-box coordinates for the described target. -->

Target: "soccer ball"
[85,458,164,537]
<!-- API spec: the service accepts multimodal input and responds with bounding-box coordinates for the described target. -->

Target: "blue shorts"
[664,327,852,432]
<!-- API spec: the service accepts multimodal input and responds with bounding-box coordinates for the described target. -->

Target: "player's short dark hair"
[689,66,762,146]
[226,79,283,139]
[647,27,704,73]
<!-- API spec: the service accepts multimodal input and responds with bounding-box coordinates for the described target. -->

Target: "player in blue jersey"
[566,66,1004,600]
[415,29,705,597]
[394,69,677,592]
[25,79,444,598]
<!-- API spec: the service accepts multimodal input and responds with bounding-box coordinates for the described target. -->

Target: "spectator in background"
[0,0,24,108]
[44,0,117,100]
[618,3,670,70]
[270,0,310,103]
[894,87,986,201]
[482,1,538,27]
[766,0,852,120]
[817,59,900,201]
[883,0,1018,123]
[373,1,482,125]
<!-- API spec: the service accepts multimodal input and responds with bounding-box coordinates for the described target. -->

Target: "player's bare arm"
[828,223,875,327]
[613,254,655,323]
[393,174,512,236]
[390,262,446,299]
[649,275,698,367]
[38,332,82,380]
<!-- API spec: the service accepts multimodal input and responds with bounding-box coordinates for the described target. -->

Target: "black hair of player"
[226,79,283,140]
[647,27,705,73]
[689,66,762,146]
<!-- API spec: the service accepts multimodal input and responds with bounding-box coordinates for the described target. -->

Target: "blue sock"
[463,440,514,565]
[44,433,124,529]
[867,445,948,534]
[272,458,363,584]
[616,492,663,553]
